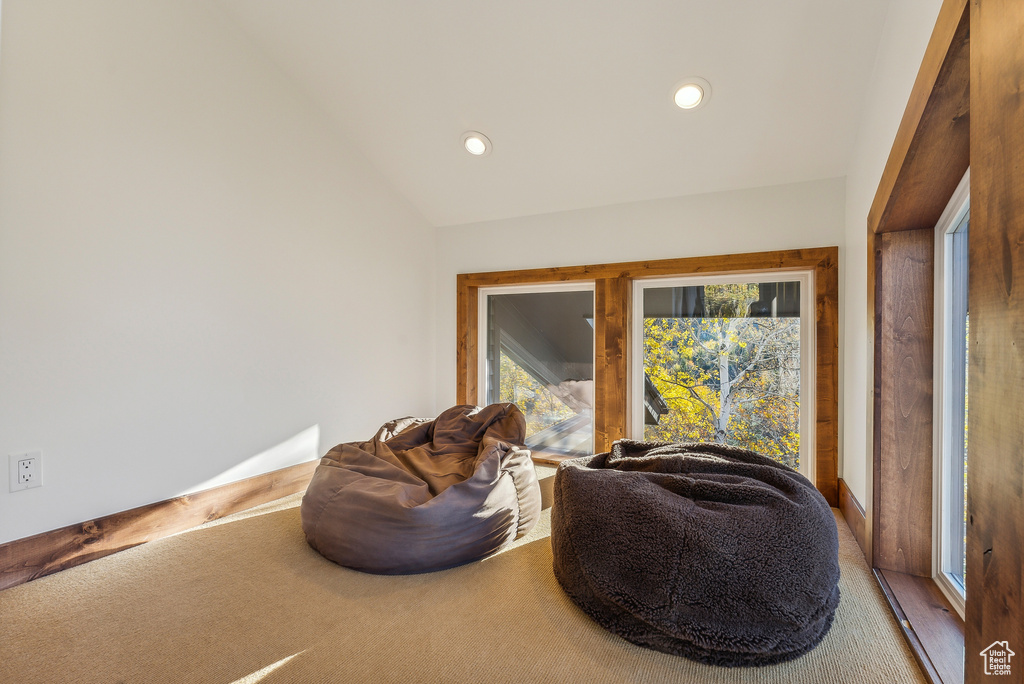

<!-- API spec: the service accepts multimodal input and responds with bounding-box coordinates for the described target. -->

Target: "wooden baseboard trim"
[875,568,964,684]
[838,477,869,560]
[0,460,317,592]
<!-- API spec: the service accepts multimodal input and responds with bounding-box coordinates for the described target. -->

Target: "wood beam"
[594,277,630,453]
[814,248,840,507]
[457,248,838,286]
[874,229,934,577]
[964,0,1024,678]
[455,276,478,404]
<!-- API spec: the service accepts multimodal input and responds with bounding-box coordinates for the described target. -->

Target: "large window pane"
[641,280,803,470]
[483,289,594,457]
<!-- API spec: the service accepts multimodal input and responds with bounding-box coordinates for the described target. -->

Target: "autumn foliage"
[643,283,801,469]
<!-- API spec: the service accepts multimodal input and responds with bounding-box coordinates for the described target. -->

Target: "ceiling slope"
[220,0,891,227]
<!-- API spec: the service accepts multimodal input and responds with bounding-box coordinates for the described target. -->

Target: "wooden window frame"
[456,247,839,506]
[872,0,1024,679]
[866,0,970,681]
[630,271,817,482]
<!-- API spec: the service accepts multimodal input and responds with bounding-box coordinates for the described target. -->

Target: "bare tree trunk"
[714,320,738,443]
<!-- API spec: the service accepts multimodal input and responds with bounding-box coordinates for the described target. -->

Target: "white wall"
[0,0,947,546]
[0,0,435,543]
[431,0,945,514]
[842,0,945,507]
[433,178,846,441]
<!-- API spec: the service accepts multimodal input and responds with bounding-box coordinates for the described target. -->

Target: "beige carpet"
[0,475,924,684]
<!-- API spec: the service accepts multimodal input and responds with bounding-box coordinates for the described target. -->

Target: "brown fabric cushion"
[300,403,541,574]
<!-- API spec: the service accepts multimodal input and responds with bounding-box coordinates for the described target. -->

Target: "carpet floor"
[0,473,924,683]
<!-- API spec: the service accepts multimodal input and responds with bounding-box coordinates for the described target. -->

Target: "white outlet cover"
[9,451,42,492]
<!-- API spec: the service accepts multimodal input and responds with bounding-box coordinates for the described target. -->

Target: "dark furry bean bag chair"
[551,440,840,667]
[301,403,541,575]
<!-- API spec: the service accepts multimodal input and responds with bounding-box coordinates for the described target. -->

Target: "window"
[934,169,970,616]
[479,285,595,458]
[456,248,839,503]
[633,273,814,477]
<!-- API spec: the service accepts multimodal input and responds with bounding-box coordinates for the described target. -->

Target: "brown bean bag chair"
[301,403,541,574]
[551,440,840,667]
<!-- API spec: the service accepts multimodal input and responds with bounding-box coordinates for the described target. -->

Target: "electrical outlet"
[9,452,42,492]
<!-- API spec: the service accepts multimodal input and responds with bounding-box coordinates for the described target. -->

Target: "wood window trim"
[456,247,839,506]
[867,0,970,682]
[965,0,1024,678]
[875,568,966,684]
[867,0,970,236]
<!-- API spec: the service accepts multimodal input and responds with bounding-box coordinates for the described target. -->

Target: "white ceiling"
[219,0,891,227]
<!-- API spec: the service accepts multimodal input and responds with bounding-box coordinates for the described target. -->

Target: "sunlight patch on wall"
[179,425,320,496]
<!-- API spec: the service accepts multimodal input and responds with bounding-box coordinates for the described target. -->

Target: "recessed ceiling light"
[462,131,492,156]
[673,77,711,110]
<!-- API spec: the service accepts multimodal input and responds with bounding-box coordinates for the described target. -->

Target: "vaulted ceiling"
[219,0,892,227]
